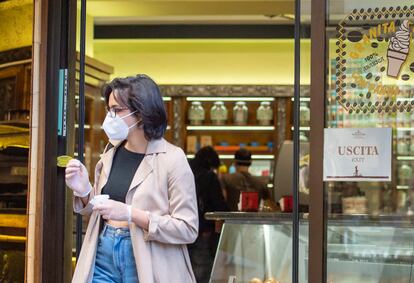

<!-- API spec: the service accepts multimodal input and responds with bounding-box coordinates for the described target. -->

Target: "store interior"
[2,0,414,282]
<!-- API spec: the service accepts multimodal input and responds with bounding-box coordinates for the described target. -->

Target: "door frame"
[308,0,327,282]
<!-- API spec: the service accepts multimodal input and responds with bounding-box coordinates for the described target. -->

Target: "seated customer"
[188,146,228,283]
[221,148,266,211]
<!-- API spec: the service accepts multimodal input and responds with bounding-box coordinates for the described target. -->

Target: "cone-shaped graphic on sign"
[387,20,411,78]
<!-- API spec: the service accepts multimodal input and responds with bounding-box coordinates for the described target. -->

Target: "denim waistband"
[101,223,131,237]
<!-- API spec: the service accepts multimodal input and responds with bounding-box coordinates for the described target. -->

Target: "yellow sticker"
[57,155,73,167]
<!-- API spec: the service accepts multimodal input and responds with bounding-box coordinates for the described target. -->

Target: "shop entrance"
[72,1,313,283]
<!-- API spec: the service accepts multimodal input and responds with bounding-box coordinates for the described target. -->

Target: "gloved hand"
[65,159,92,197]
[93,199,130,221]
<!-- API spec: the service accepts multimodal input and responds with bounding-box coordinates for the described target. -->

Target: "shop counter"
[205,212,414,283]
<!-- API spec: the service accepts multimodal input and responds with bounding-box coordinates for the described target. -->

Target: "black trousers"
[188,232,220,283]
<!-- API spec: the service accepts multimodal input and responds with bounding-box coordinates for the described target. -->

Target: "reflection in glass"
[326,2,414,282]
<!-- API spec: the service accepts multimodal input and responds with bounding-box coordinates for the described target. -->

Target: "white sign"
[323,128,392,182]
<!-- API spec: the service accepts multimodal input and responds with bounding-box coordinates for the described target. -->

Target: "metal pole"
[76,0,87,259]
[292,0,301,282]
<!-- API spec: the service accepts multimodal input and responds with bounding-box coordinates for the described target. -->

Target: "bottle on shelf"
[397,132,409,155]
[398,162,413,186]
[337,106,344,128]
[299,102,310,127]
[397,109,404,128]
[210,101,228,125]
[256,101,273,125]
[188,101,205,125]
[299,132,308,142]
[410,131,414,154]
[233,101,248,125]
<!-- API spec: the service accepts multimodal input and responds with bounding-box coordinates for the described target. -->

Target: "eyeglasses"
[106,106,129,118]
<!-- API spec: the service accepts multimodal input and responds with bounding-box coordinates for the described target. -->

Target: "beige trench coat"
[72,138,198,283]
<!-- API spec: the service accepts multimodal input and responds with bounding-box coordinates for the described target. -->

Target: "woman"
[65,75,198,283]
[188,146,227,283]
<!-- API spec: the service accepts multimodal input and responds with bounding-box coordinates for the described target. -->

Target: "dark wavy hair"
[102,74,167,140]
[193,146,220,170]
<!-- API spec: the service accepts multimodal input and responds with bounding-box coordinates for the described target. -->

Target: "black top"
[189,160,228,233]
[101,144,145,203]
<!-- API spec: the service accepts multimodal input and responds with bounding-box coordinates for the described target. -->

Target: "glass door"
[323,1,414,282]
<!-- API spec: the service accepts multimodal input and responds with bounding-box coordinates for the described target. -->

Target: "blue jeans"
[92,224,139,283]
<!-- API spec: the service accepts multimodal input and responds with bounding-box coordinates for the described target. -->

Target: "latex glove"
[93,199,130,221]
[65,159,92,197]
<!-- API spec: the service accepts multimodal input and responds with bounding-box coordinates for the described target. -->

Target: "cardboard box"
[200,135,212,148]
[186,135,197,153]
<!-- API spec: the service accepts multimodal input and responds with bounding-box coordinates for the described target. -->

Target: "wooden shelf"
[75,124,91,129]
[291,126,310,131]
[397,185,410,190]
[397,128,414,131]
[187,125,275,131]
[186,154,274,160]
[187,97,275,102]
[396,156,414,161]
[214,145,271,152]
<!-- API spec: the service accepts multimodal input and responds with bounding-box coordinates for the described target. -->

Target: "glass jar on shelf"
[256,101,273,125]
[188,101,205,125]
[409,133,414,153]
[397,135,409,155]
[299,132,308,142]
[233,101,248,125]
[210,101,228,125]
[398,162,413,185]
[299,102,310,127]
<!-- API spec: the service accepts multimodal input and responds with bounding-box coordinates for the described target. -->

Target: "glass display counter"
[205,212,414,283]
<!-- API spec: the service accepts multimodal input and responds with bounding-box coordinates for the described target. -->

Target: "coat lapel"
[128,154,154,192]
[128,138,167,192]
[98,138,167,195]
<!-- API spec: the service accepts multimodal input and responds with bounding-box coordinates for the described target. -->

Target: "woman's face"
[107,91,140,128]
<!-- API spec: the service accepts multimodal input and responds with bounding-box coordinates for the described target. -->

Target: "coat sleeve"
[73,184,94,216]
[144,147,199,244]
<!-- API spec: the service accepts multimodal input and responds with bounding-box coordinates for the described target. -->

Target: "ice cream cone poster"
[323,128,392,182]
[335,6,414,115]
[387,20,411,78]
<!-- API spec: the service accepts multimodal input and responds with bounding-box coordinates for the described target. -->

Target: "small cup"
[90,194,110,206]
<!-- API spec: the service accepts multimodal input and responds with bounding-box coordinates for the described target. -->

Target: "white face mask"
[102,111,139,141]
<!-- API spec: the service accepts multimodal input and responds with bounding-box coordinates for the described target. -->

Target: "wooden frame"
[27,0,78,282]
[309,0,327,282]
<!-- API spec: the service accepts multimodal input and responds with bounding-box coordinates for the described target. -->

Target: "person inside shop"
[65,74,198,283]
[188,146,228,283]
[221,148,266,211]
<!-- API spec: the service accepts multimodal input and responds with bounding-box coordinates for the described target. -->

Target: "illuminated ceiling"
[84,0,299,25]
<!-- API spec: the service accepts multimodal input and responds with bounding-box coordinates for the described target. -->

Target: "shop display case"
[206,212,414,283]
